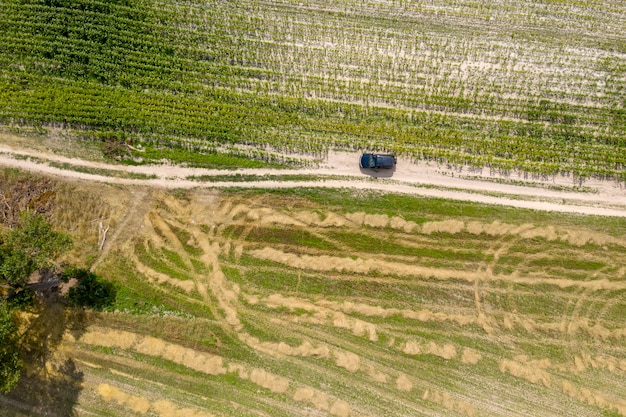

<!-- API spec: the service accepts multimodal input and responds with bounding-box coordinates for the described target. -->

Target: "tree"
[0,212,74,395]
[65,268,116,310]
[0,301,22,394]
[0,212,72,288]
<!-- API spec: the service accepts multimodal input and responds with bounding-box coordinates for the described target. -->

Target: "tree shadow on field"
[1,293,87,416]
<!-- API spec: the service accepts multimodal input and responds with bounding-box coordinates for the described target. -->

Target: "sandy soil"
[1,142,625,217]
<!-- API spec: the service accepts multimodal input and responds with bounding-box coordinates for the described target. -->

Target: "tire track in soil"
[91,188,149,272]
[473,236,513,335]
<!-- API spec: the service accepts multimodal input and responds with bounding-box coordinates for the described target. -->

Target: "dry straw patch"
[333,312,378,341]
[423,389,476,417]
[97,383,151,414]
[230,205,409,231]
[402,340,457,360]
[261,294,379,341]
[319,212,350,227]
[263,293,318,312]
[334,350,361,372]
[78,327,136,350]
[363,213,389,228]
[78,328,226,376]
[330,400,352,417]
[499,356,552,387]
[152,400,215,417]
[249,208,306,227]
[230,362,289,396]
[249,368,290,393]
[97,384,214,417]
[292,210,322,225]
[190,233,244,330]
[573,351,626,373]
[367,366,389,383]
[401,308,476,326]
[465,220,523,236]
[421,219,626,250]
[248,247,480,283]
[519,225,559,241]
[396,374,413,392]
[320,299,476,327]
[461,348,482,365]
[239,333,330,359]
[293,387,330,411]
[560,380,626,416]
[566,318,626,339]
[389,215,418,233]
[421,220,465,234]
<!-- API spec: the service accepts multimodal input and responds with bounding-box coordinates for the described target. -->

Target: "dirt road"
[1,142,625,217]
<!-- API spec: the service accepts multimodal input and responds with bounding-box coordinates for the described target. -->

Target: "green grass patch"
[100,255,215,319]
[160,247,190,271]
[326,229,490,262]
[48,161,157,179]
[138,146,286,169]
[134,241,192,281]
[527,257,606,272]
[165,221,204,256]
[244,226,338,251]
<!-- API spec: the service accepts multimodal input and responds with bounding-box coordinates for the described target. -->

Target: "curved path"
[1,143,625,217]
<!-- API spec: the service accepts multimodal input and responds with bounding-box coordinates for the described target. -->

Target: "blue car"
[359,153,397,169]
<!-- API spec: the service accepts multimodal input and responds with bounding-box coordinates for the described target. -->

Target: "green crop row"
[0,0,624,180]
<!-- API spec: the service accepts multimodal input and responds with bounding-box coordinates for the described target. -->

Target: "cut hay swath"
[23,185,623,417]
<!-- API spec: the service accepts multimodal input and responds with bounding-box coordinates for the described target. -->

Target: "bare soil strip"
[1,143,625,217]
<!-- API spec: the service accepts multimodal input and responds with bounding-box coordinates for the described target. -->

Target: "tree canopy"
[0,211,72,288]
[0,301,21,394]
[0,211,72,395]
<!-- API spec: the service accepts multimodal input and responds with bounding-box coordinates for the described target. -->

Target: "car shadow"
[359,165,396,178]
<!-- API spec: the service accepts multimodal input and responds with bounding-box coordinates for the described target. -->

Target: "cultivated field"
[2,172,625,416]
[0,0,624,178]
[0,0,625,415]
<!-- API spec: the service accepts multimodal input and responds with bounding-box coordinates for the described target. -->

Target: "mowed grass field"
[2,172,625,416]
